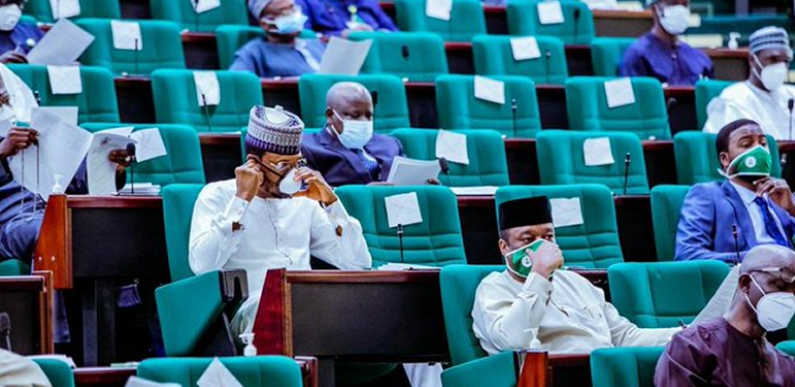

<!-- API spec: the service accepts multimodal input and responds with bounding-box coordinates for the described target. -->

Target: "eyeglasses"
[750,267,795,284]
[252,157,306,176]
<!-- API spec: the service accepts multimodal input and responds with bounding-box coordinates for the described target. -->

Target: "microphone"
[573,8,581,42]
[371,90,379,107]
[192,0,199,32]
[134,38,139,76]
[126,142,136,195]
[623,152,631,195]
[511,98,518,136]
[788,98,794,140]
[666,97,677,117]
[401,45,409,60]
[544,51,551,84]
[202,94,213,132]
[397,224,405,264]
[0,312,11,351]
[732,224,741,264]
[438,157,449,175]
[34,90,41,106]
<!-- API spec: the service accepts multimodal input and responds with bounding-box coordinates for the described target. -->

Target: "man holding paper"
[0,0,43,64]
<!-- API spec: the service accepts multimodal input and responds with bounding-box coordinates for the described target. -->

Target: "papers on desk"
[125,376,181,387]
[50,0,81,19]
[604,78,635,108]
[192,0,221,14]
[378,262,441,271]
[474,76,505,105]
[436,130,469,165]
[449,186,499,196]
[87,127,133,196]
[582,137,615,166]
[111,20,142,51]
[27,19,94,65]
[196,358,244,387]
[26,354,76,369]
[510,36,541,61]
[47,65,83,95]
[194,71,221,106]
[386,156,441,186]
[32,107,79,126]
[384,192,423,228]
[425,0,452,21]
[550,197,584,228]
[119,183,161,196]
[537,1,565,25]
[318,37,372,76]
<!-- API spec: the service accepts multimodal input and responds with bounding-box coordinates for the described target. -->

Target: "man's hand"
[235,158,264,202]
[108,149,130,173]
[292,167,337,206]
[755,177,795,216]
[528,241,564,280]
[0,128,37,158]
[0,52,27,64]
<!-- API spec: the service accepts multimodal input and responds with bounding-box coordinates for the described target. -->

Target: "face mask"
[0,4,21,32]
[753,55,788,92]
[745,274,795,331]
[657,4,690,35]
[504,239,545,279]
[334,111,374,150]
[255,158,307,197]
[722,145,772,178]
[265,11,307,35]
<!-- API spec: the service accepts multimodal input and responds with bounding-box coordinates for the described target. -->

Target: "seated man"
[677,119,795,262]
[472,196,679,355]
[619,0,713,85]
[232,0,325,78]
[301,82,404,186]
[655,244,795,386]
[189,105,372,337]
[0,0,42,64]
[704,26,795,139]
[0,348,51,387]
[294,0,397,37]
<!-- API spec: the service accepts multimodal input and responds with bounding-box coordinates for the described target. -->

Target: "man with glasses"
[655,244,795,385]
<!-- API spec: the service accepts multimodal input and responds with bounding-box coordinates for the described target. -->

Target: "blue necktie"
[355,149,380,178]
[753,196,790,247]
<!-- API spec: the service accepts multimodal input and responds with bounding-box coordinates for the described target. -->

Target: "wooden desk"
[518,352,592,387]
[704,48,749,82]
[0,274,53,355]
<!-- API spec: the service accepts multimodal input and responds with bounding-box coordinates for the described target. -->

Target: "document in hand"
[87,127,134,196]
[318,37,372,76]
[386,156,441,186]
[27,19,94,65]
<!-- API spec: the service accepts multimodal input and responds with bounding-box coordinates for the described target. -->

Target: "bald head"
[733,245,795,331]
[325,82,374,135]
[741,245,795,276]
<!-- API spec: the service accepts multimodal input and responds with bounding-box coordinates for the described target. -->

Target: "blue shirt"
[619,33,714,86]
[0,21,44,56]
[296,0,397,36]
[229,38,325,78]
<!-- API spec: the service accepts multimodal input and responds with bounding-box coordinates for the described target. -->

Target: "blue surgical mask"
[264,11,307,35]
[333,110,373,150]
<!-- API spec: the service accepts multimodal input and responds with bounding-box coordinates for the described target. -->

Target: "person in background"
[232,0,325,78]
[0,0,43,64]
[619,0,713,85]
[293,0,397,37]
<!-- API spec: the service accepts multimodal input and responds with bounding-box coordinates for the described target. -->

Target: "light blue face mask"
[265,11,307,35]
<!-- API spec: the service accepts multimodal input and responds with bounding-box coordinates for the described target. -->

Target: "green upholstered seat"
[673,131,781,185]
[216,26,317,70]
[297,74,409,133]
[435,74,542,138]
[391,129,510,187]
[393,0,486,42]
[441,351,517,387]
[496,184,623,268]
[151,69,263,133]
[7,64,119,124]
[80,123,206,187]
[608,261,730,328]
[506,0,594,45]
[777,340,795,356]
[694,79,732,129]
[565,76,670,140]
[590,37,636,77]
[536,130,650,194]
[161,184,204,283]
[335,185,467,267]
[23,0,120,22]
[0,259,31,275]
[472,35,568,85]
[138,356,302,387]
[150,0,249,33]
[590,347,665,387]
[76,19,185,76]
[650,185,691,262]
[347,31,448,83]
[439,264,504,365]
[33,359,75,387]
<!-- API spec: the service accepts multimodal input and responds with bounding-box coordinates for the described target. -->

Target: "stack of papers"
[125,376,180,387]
[118,183,161,196]
[377,263,441,271]
[449,186,499,196]
[386,156,441,186]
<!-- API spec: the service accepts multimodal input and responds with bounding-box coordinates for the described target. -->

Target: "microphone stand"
[623,152,631,196]
[397,224,405,264]
[732,224,740,265]
[134,38,139,76]
[544,51,551,84]
[511,98,517,136]
[202,94,213,132]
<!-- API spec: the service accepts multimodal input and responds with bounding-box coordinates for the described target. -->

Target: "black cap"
[498,196,553,231]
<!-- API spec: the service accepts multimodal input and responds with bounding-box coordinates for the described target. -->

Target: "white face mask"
[0,4,21,32]
[753,55,789,92]
[334,111,373,150]
[657,4,690,35]
[277,168,304,196]
[745,274,795,332]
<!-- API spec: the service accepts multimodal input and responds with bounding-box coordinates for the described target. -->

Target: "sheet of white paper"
[694,264,740,324]
[130,128,167,162]
[425,0,452,21]
[537,1,565,25]
[604,78,635,108]
[435,130,469,165]
[449,186,499,196]
[87,131,134,196]
[0,120,14,137]
[111,20,142,51]
[47,65,82,95]
[550,197,584,228]
[99,126,135,137]
[197,358,244,387]
[688,13,701,28]
[510,36,541,61]
[318,37,372,76]
[9,109,93,200]
[124,376,181,387]
[614,1,643,11]
[194,71,221,106]
[50,0,81,19]
[474,75,505,105]
[378,262,440,271]
[193,0,221,13]
[32,107,78,126]
[387,156,441,186]
[27,19,94,65]
[384,192,423,228]
[583,137,615,166]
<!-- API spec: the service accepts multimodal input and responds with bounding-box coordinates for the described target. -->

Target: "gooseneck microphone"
[544,51,552,84]
[573,8,581,42]
[732,224,741,265]
[397,224,405,264]
[126,143,136,195]
[438,157,449,175]
[401,45,409,61]
[202,94,213,132]
[623,152,631,196]
[788,98,794,140]
[511,98,518,136]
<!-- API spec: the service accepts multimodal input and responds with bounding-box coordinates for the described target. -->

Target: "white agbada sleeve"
[0,63,37,123]
[604,300,681,347]
[703,97,753,134]
[188,184,249,275]
[308,200,372,270]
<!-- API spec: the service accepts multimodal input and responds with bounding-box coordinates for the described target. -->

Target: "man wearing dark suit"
[301,81,404,187]
[676,119,795,262]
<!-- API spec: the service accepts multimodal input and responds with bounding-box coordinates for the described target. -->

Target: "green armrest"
[33,359,75,387]
[777,340,795,356]
[441,351,517,387]
[0,259,31,276]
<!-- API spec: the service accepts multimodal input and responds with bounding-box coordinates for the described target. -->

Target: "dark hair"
[715,119,761,157]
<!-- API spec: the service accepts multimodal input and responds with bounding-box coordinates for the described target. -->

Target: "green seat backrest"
[496,184,623,268]
[298,74,409,133]
[565,76,670,140]
[24,0,120,22]
[440,264,504,365]
[673,131,781,185]
[694,79,731,129]
[394,0,486,42]
[435,74,542,138]
[590,37,636,76]
[536,130,650,194]
[506,0,594,45]
[151,69,263,133]
[76,19,186,76]
[650,185,691,261]
[0,259,31,275]
[777,340,795,356]
[161,184,205,282]
[150,0,249,33]
[590,347,665,387]
[348,32,448,83]
[81,123,206,187]
[608,261,730,328]
[441,351,516,387]
[391,129,510,187]
[7,64,120,124]
[33,359,75,387]
[138,356,302,387]
[472,35,568,85]
[335,185,467,267]
[216,26,317,69]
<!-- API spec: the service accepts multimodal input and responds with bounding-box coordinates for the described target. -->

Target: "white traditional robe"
[703,81,795,140]
[0,63,36,123]
[0,349,51,387]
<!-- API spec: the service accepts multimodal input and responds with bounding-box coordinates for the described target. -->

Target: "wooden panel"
[34,194,71,289]
[74,367,136,387]
[32,270,54,354]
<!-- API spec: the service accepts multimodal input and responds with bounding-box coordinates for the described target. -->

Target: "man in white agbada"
[472,196,680,355]
[703,26,795,140]
[0,349,51,387]
[189,105,372,337]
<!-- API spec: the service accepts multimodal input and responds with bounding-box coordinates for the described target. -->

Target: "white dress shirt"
[703,81,795,140]
[729,181,787,245]
[472,270,679,355]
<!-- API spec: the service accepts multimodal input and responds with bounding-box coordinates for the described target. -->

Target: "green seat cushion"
[441,351,516,387]
[33,359,75,387]
[138,356,302,387]
[694,79,731,129]
[160,183,205,282]
[348,31,449,83]
[777,340,795,356]
[0,259,31,276]
[650,185,691,261]
[472,35,568,85]
[24,0,120,22]
[151,0,249,33]
[394,0,486,42]
[506,0,594,45]
[590,347,665,387]
[591,37,636,77]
